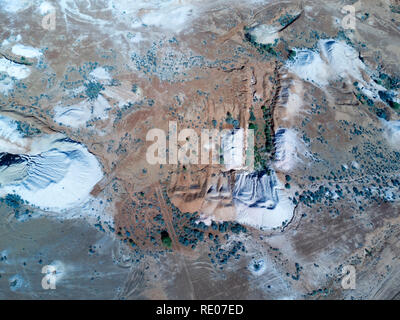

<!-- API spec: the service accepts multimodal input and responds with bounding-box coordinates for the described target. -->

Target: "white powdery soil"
[221,129,245,170]
[0,0,31,13]
[11,44,42,58]
[381,119,400,148]
[39,1,55,15]
[232,171,294,230]
[274,128,308,172]
[287,49,330,86]
[0,115,29,153]
[113,0,196,32]
[234,188,294,230]
[89,67,111,82]
[0,115,103,212]
[248,24,279,45]
[54,95,110,128]
[286,39,387,101]
[0,57,31,80]
[0,55,32,95]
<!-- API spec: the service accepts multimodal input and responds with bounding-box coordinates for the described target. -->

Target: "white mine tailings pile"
[233,171,294,230]
[0,115,103,212]
[286,39,398,105]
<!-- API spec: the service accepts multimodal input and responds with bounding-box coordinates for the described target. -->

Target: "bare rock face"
[1,0,400,300]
